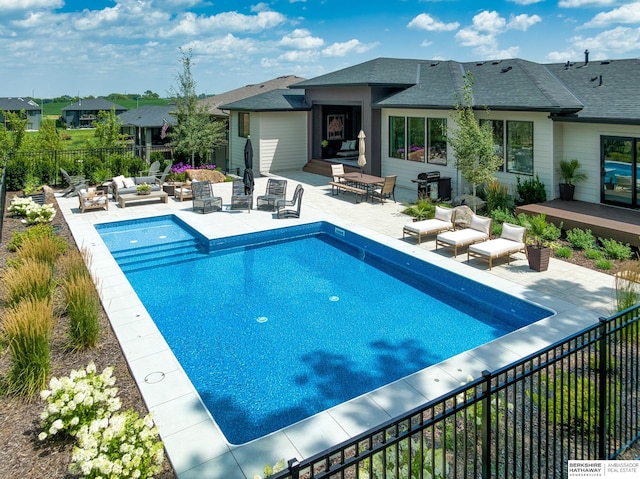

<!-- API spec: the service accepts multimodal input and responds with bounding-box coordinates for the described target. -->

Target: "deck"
[516,200,640,248]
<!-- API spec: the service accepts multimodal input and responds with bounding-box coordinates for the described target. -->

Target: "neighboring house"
[118,105,176,162]
[221,55,640,210]
[61,97,127,128]
[199,75,305,169]
[0,97,42,130]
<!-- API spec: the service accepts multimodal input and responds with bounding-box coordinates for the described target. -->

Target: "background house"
[0,97,42,130]
[222,55,640,210]
[61,97,127,128]
[118,105,176,162]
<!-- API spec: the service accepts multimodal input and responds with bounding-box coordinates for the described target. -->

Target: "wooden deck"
[516,200,640,248]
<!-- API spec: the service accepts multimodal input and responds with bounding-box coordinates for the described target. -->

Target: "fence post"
[287,458,300,479]
[597,317,608,459]
[481,370,492,479]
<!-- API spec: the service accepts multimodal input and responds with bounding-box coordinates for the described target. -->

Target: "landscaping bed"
[0,188,176,478]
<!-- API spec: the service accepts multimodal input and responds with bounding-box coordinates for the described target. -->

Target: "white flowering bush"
[9,196,57,224]
[39,362,121,440]
[69,409,164,479]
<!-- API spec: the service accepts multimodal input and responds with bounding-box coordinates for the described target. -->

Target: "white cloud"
[420,40,433,47]
[558,0,618,7]
[471,11,507,34]
[278,50,319,63]
[0,0,62,11]
[583,2,640,28]
[322,39,378,57]
[280,29,324,49]
[407,13,459,32]
[508,14,542,31]
[455,28,497,48]
[73,6,121,31]
[185,33,259,59]
[509,0,544,4]
[161,10,287,37]
[571,26,640,54]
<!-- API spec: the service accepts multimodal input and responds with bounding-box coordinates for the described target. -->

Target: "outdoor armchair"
[60,168,87,197]
[192,180,222,214]
[277,184,304,218]
[257,179,287,211]
[230,179,252,212]
[78,188,108,213]
[371,175,397,203]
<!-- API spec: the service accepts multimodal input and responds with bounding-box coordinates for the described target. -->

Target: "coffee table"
[118,190,169,208]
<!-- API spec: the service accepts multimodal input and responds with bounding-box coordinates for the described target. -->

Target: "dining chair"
[372,175,397,203]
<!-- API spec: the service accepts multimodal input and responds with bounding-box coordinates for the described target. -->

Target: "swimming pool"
[96,216,553,444]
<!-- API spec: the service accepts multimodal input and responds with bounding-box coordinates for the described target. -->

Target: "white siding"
[257,112,308,173]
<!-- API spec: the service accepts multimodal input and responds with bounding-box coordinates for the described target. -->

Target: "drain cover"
[144,371,165,384]
[257,316,268,323]
[329,295,339,302]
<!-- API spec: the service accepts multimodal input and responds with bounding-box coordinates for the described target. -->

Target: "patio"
[56,172,617,479]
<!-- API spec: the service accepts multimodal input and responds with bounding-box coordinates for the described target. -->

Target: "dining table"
[336,172,385,202]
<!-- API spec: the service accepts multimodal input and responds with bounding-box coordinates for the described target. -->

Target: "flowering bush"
[39,362,121,440]
[170,162,217,174]
[69,409,164,479]
[9,196,56,224]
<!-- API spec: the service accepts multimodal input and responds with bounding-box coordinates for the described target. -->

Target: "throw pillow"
[470,215,491,235]
[501,223,525,243]
[340,141,350,151]
[113,175,126,189]
[123,177,136,188]
[434,206,453,223]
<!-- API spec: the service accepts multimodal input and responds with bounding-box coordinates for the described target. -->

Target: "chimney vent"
[584,49,589,65]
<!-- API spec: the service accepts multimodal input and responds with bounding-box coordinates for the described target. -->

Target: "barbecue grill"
[412,171,440,199]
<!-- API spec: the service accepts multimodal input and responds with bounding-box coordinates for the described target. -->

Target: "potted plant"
[518,213,561,271]
[558,159,587,201]
[136,183,152,195]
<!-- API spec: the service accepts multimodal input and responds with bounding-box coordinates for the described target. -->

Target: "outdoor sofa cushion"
[436,214,492,256]
[402,206,455,245]
[467,223,526,269]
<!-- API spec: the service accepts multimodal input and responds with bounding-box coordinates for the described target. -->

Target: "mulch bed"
[0,188,176,478]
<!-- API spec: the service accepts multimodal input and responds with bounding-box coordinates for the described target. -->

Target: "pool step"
[113,238,208,273]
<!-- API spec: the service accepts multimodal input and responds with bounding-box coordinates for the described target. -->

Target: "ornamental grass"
[1,258,56,306]
[16,232,67,269]
[2,297,54,397]
[615,259,640,312]
[58,246,92,283]
[61,273,101,350]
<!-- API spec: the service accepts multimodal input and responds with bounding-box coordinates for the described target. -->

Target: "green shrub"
[599,238,633,260]
[485,179,511,212]
[584,248,603,260]
[565,228,595,250]
[554,246,573,259]
[596,259,613,270]
[7,224,58,252]
[62,274,101,350]
[2,297,54,397]
[402,199,436,221]
[515,174,546,206]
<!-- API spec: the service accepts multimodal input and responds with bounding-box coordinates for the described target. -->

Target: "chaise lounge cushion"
[468,223,526,269]
[436,214,492,256]
[402,206,455,244]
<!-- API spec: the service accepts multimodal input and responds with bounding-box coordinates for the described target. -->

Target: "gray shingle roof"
[117,105,176,127]
[61,97,127,111]
[0,97,41,111]
[219,89,309,111]
[199,75,306,116]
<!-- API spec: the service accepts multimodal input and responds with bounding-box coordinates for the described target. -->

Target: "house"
[221,55,640,210]
[118,105,176,162]
[61,97,127,128]
[198,75,305,170]
[0,97,42,130]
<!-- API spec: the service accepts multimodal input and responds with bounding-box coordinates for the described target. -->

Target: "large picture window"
[389,115,447,163]
[238,112,250,138]
[389,116,406,159]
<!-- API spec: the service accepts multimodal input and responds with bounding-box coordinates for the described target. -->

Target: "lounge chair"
[277,184,304,218]
[230,179,252,212]
[139,160,160,177]
[467,223,527,270]
[257,179,287,211]
[78,188,108,213]
[60,168,87,197]
[436,214,492,256]
[174,182,193,201]
[371,175,397,203]
[192,180,222,214]
[403,206,455,245]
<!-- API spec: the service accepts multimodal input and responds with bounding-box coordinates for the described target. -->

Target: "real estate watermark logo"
[568,461,639,478]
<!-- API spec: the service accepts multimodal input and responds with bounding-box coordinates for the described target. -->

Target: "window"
[389,116,406,159]
[427,118,447,165]
[506,121,533,175]
[407,117,425,162]
[238,112,250,138]
[388,115,447,163]
[481,119,505,163]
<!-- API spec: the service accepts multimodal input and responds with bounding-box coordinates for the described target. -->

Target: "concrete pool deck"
[57,172,617,479]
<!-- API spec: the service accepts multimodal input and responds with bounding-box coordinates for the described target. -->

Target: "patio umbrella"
[357,130,367,176]
[243,137,254,195]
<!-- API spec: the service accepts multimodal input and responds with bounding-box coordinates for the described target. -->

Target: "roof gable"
[117,105,176,127]
[220,89,308,111]
[0,97,41,111]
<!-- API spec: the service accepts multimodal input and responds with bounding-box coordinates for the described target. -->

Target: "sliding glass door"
[602,136,640,207]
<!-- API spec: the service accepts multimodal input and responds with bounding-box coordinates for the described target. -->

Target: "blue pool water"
[96,216,553,444]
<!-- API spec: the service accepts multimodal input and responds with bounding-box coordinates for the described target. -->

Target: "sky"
[1,0,639,99]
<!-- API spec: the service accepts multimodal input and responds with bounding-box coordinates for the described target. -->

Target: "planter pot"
[527,245,551,272]
[559,183,575,201]
[137,190,151,196]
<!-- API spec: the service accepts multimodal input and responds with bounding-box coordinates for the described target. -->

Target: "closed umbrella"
[243,137,254,195]
[357,130,367,176]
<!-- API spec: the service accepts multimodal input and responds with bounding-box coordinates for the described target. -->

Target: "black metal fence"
[272,306,640,479]
[0,154,8,241]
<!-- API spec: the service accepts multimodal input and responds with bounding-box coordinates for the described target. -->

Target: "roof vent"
[600,60,611,65]
[584,49,589,66]
[430,62,439,67]
[476,61,485,66]
[590,76,598,82]
[492,60,502,65]
[501,66,512,73]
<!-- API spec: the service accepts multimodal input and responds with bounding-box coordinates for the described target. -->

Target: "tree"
[0,110,29,151]
[88,107,126,149]
[168,48,226,166]
[37,119,62,151]
[448,73,503,212]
